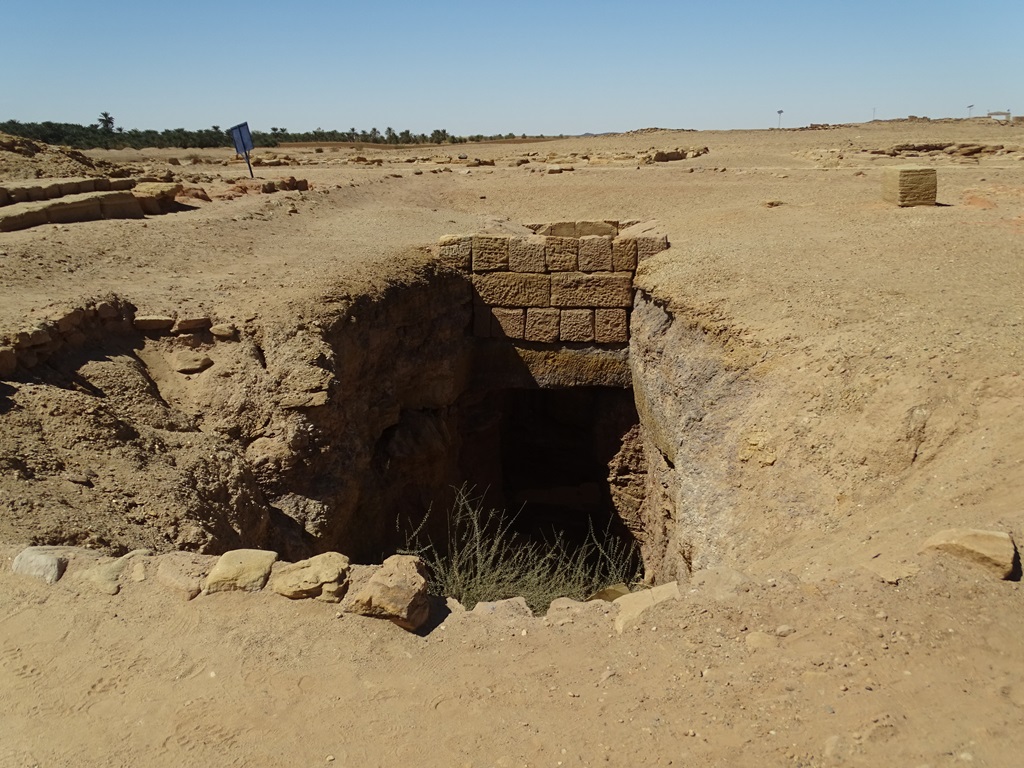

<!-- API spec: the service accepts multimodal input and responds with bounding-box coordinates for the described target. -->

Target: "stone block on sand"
[882,167,937,207]
[576,220,618,237]
[133,316,175,332]
[612,238,638,272]
[96,190,144,219]
[156,552,217,600]
[45,197,102,225]
[0,203,48,232]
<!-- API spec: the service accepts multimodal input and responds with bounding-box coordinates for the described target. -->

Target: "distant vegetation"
[0,114,538,150]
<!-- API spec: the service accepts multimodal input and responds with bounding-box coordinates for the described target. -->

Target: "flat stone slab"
[922,528,1019,579]
[155,552,217,600]
[471,596,534,619]
[79,549,151,595]
[613,581,680,633]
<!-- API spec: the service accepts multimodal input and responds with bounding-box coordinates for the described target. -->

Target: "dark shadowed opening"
[458,386,640,554]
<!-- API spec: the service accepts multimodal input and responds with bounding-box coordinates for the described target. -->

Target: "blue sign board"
[228,122,255,177]
[229,122,254,155]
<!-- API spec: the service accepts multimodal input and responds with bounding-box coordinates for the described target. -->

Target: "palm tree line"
[0,113,533,150]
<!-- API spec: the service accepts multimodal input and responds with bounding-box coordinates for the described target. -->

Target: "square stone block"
[551,272,634,308]
[525,307,560,342]
[471,235,509,272]
[46,198,102,224]
[612,237,638,271]
[439,235,472,271]
[509,235,548,273]
[578,235,613,272]
[560,309,594,342]
[882,167,937,207]
[58,180,84,196]
[576,220,618,236]
[636,234,669,261]
[537,221,576,237]
[0,205,48,232]
[595,309,629,343]
[473,273,551,307]
[545,237,578,271]
[98,191,144,220]
[491,308,525,339]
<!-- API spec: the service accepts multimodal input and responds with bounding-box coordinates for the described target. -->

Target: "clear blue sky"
[3,0,1020,135]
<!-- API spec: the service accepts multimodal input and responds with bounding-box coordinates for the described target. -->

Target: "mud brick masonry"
[439,220,668,346]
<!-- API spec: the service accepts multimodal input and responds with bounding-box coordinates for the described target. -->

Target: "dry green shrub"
[401,485,642,613]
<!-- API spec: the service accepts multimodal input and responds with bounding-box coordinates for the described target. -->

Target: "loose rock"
[204,549,278,594]
[156,552,216,600]
[471,596,533,619]
[613,582,680,633]
[171,351,213,374]
[81,549,150,595]
[346,554,430,631]
[922,528,1019,579]
[12,546,69,584]
[269,552,350,601]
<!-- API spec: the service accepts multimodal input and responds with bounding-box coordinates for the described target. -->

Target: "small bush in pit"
[401,485,642,613]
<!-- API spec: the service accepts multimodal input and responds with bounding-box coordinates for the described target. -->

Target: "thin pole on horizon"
[777,109,783,129]
[968,104,974,118]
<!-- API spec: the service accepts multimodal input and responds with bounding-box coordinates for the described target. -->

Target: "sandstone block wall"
[441,221,668,345]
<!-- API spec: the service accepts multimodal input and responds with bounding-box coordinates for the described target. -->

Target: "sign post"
[229,122,255,178]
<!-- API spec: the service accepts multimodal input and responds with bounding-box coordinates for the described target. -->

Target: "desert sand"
[1,119,1023,767]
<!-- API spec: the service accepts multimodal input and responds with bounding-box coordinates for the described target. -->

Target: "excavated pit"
[0,224,686,579]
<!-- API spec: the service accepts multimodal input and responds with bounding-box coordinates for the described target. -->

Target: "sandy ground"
[1,120,1023,766]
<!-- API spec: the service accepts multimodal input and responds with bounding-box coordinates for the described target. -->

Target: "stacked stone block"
[0,178,195,232]
[440,220,669,346]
